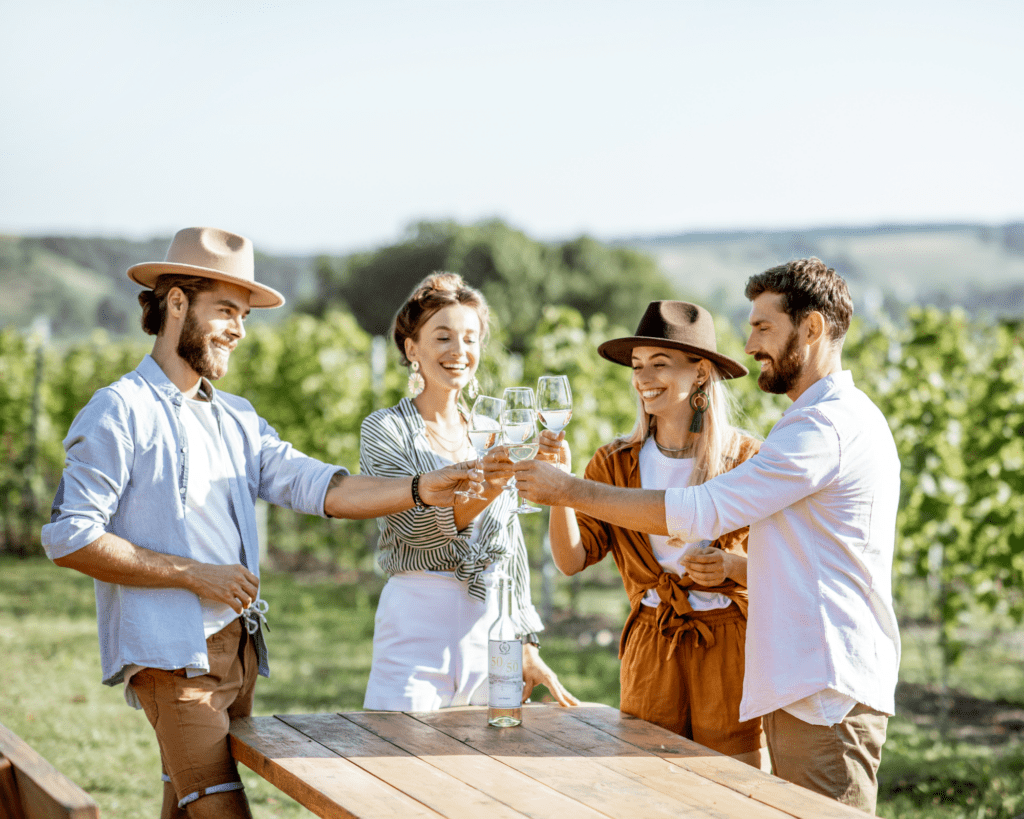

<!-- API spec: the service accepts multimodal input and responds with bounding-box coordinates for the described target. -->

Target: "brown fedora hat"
[127,226,284,308]
[598,301,748,379]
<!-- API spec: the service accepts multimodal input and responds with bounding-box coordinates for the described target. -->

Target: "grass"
[2,555,1023,818]
[0,557,622,817]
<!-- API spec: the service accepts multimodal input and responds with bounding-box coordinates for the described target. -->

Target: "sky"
[1,0,1021,256]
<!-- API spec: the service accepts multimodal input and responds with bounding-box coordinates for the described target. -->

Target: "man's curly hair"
[744,257,853,341]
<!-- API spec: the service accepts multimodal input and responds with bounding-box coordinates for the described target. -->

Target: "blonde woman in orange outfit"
[537,301,768,769]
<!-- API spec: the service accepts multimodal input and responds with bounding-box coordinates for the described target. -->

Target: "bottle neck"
[490,573,518,640]
[497,575,513,618]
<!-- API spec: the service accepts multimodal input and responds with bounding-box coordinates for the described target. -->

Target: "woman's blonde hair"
[617,358,745,486]
[391,272,490,364]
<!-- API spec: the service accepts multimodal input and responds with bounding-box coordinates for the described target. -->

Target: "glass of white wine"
[536,375,572,464]
[458,395,504,500]
[501,387,541,515]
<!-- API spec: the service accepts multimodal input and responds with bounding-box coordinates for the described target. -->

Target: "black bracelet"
[522,632,541,649]
[411,473,430,510]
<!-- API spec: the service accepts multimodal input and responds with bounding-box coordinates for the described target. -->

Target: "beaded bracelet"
[411,472,430,510]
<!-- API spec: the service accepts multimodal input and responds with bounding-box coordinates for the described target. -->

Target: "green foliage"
[307,219,680,352]
[879,723,1024,818]
[0,557,625,818]
[840,308,1024,665]
[0,329,59,552]
[522,305,638,464]
[4,558,1022,819]
[4,252,1022,669]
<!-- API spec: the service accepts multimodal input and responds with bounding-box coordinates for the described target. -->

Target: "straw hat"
[127,226,284,308]
[598,301,748,379]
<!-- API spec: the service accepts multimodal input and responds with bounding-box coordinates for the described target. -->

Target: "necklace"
[653,437,694,457]
[423,419,469,455]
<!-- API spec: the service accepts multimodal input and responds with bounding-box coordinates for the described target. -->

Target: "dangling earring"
[689,384,709,433]
[407,361,425,397]
[466,376,480,401]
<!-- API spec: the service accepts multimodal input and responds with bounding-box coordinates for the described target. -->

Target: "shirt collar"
[137,354,218,404]
[782,370,853,416]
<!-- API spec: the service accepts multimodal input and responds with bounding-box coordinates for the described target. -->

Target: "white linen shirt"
[666,371,901,723]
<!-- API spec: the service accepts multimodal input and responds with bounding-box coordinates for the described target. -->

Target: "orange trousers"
[619,603,764,756]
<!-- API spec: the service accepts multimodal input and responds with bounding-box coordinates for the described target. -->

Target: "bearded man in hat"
[42,227,473,819]
[510,258,900,815]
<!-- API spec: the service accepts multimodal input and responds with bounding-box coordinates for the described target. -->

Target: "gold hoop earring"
[689,384,709,433]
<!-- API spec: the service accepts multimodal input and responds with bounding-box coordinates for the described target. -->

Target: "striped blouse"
[359,398,543,635]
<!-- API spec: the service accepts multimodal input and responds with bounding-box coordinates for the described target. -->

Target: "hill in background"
[625,222,1024,327]
[2,221,1021,341]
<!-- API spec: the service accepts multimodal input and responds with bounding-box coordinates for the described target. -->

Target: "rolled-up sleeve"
[666,410,841,541]
[41,389,134,560]
[256,416,346,517]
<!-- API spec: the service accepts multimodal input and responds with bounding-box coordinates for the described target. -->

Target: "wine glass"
[536,375,572,464]
[457,395,504,500]
[501,388,541,515]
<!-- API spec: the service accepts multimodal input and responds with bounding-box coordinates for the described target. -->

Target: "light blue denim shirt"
[41,355,344,694]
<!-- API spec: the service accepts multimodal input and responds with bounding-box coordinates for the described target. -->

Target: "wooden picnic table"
[229,703,866,818]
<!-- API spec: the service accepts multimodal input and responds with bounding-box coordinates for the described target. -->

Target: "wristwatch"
[522,632,541,649]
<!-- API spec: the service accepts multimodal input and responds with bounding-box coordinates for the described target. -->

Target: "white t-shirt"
[638,438,732,612]
[181,397,245,638]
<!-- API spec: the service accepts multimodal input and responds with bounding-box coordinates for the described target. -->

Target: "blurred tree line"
[303,220,676,352]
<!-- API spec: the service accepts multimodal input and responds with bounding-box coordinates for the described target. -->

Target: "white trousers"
[363,569,499,711]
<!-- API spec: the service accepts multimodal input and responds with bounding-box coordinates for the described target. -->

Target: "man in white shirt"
[511,258,900,814]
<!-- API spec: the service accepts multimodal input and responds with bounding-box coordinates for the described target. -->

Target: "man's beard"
[757,329,803,395]
[177,307,229,381]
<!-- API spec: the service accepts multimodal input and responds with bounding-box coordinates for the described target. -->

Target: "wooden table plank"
[230,716,445,819]
[0,723,99,819]
[0,755,26,819]
[570,706,868,819]
[233,706,868,819]
[279,713,528,819]
[522,706,793,819]
[345,711,611,819]
[412,706,717,819]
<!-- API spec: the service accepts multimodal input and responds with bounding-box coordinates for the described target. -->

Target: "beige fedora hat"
[127,226,284,308]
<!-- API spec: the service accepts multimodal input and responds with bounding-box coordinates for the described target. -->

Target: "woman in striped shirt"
[359,272,577,711]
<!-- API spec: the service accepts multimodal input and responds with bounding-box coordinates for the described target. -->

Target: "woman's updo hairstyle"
[391,272,490,365]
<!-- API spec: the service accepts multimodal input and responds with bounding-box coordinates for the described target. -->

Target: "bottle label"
[488,639,523,708]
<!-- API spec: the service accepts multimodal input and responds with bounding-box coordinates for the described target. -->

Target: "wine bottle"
[487,569,523,727]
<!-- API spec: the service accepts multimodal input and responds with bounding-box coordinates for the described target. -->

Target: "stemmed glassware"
[457,395,504,500]
[501,387,541,515]
[536,375,572,464]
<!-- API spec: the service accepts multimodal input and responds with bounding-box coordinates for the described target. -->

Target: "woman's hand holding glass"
[535,429,572,473]
[457,395,505,500]
[501,387,542,515]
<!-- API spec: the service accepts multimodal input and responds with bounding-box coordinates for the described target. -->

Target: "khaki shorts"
[129,618,258,810]
[619,604,764,756]
[763,702,889,814]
